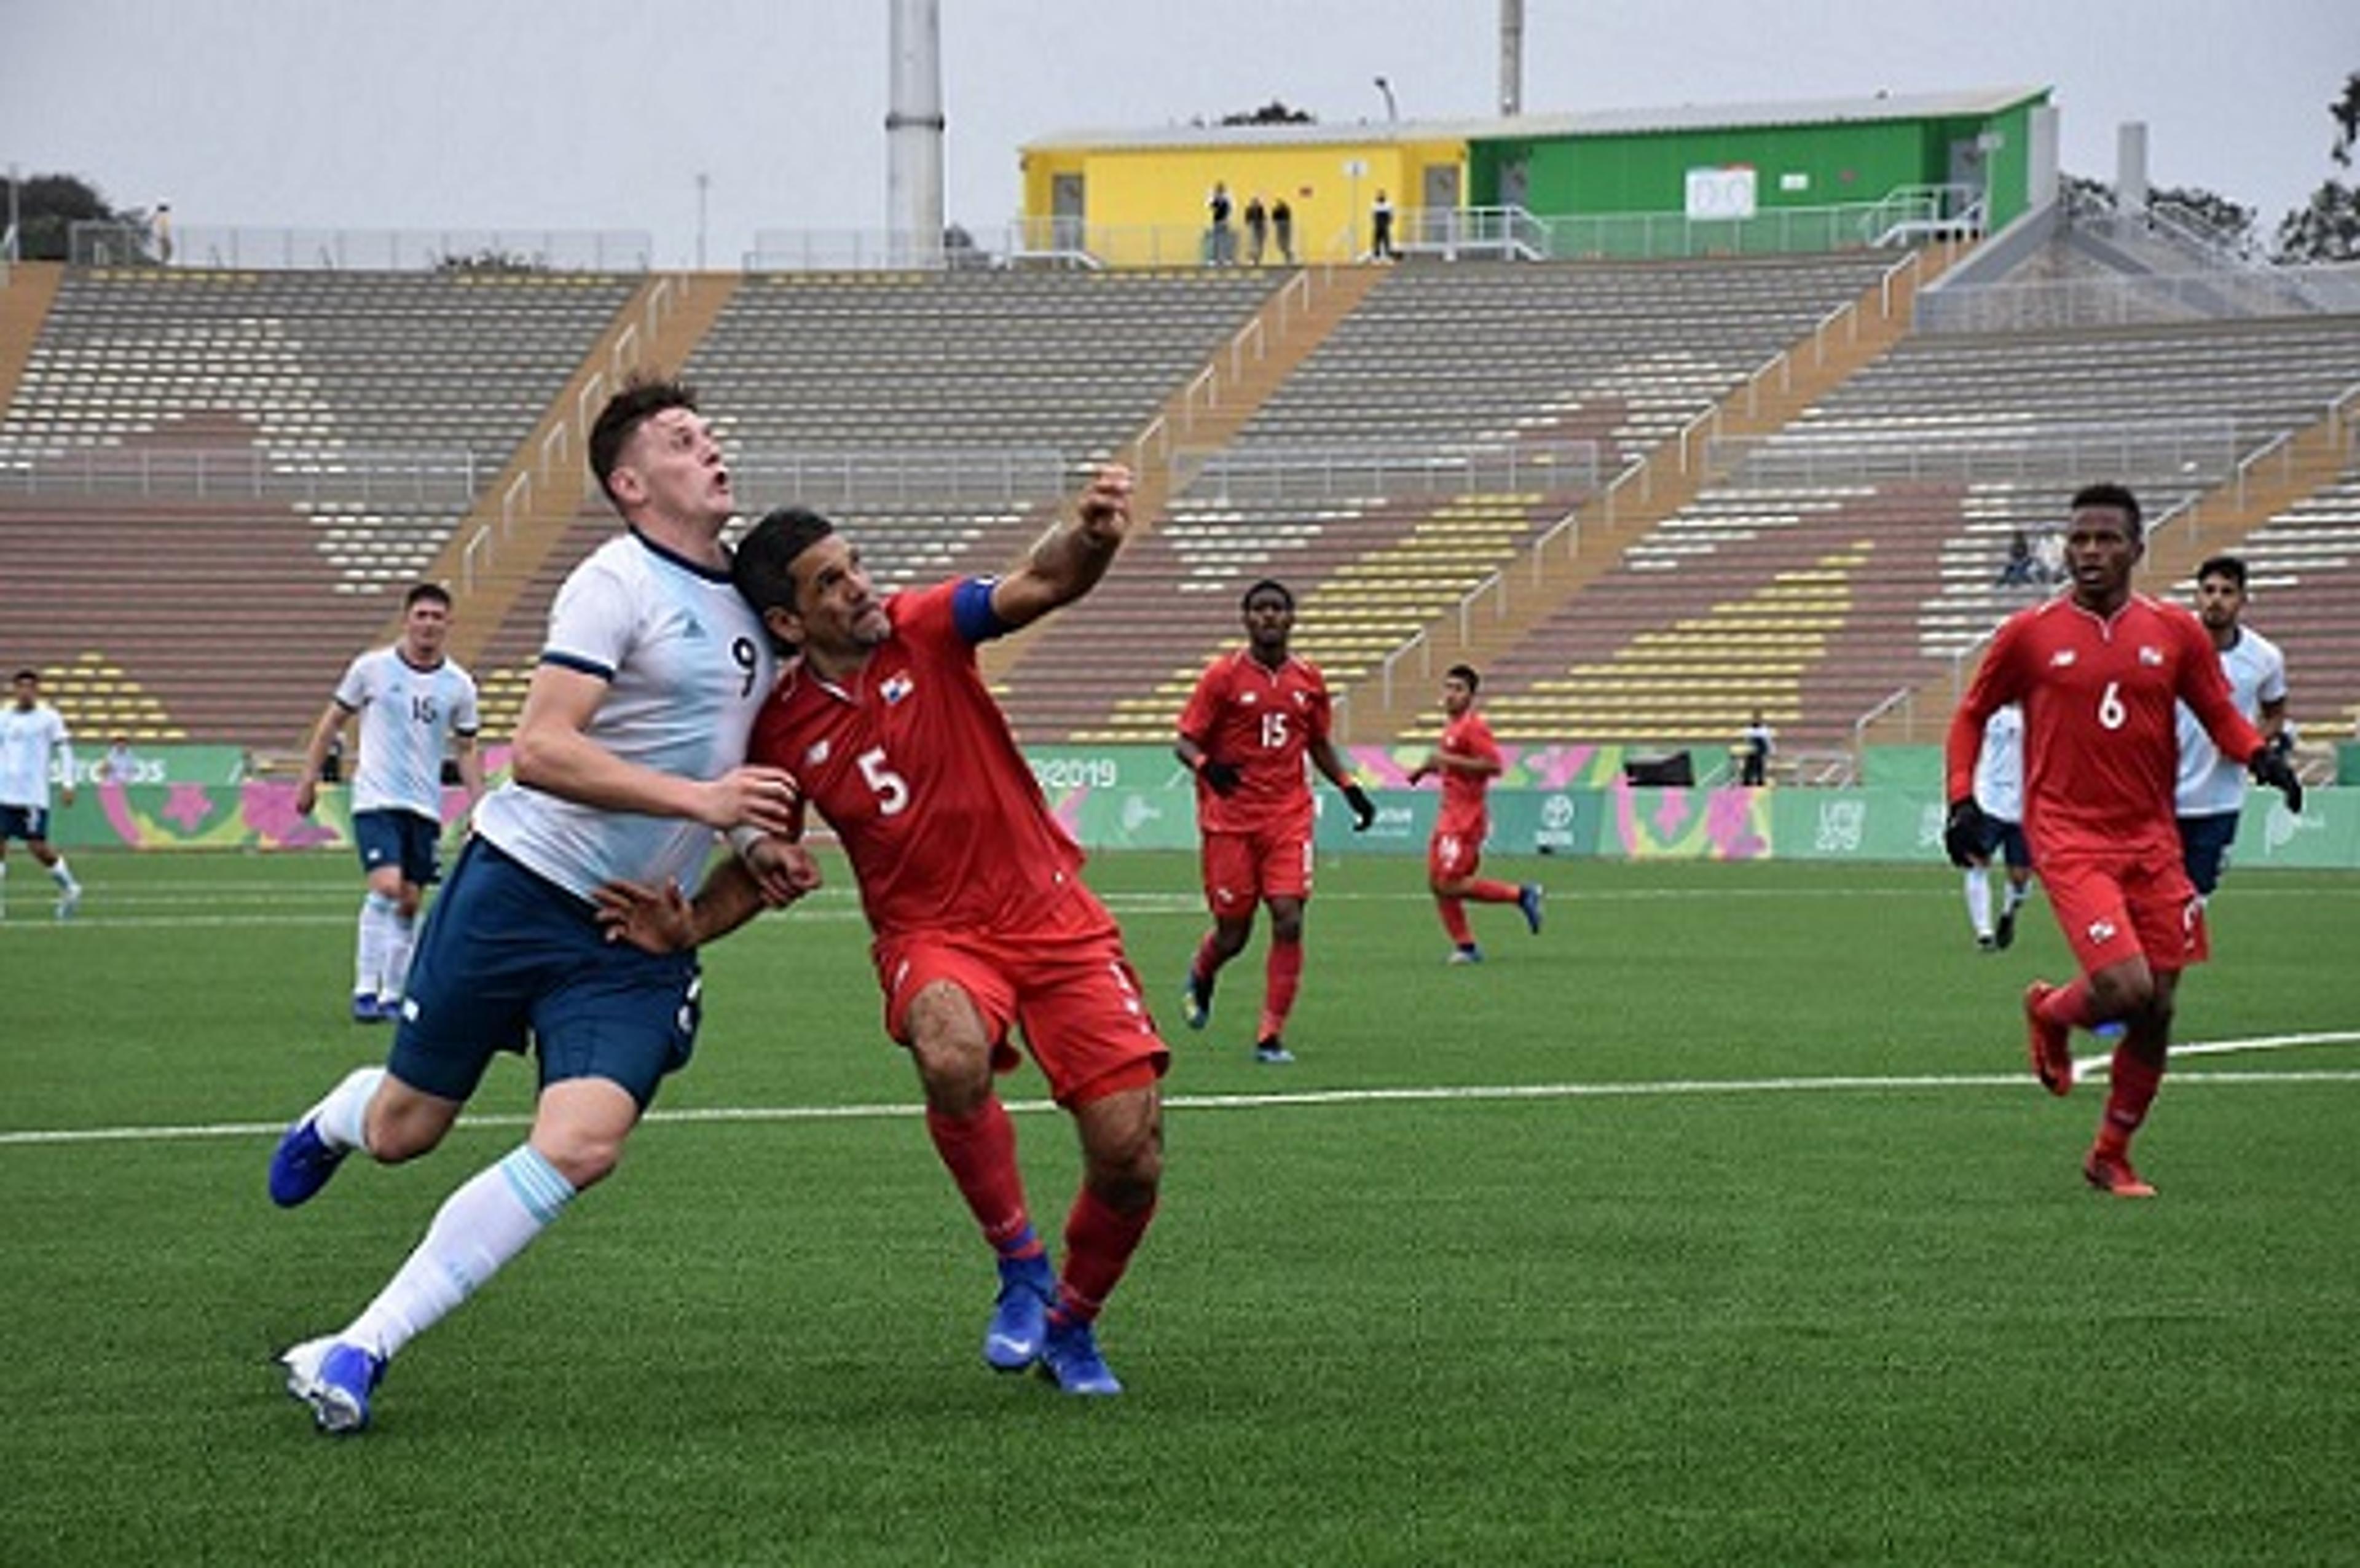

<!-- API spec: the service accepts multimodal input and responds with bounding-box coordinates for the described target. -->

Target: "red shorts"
[1200,826,1312,916]
[872,885,1168,1107]
[2041,845,2208,978]
[1428,820,1485,884]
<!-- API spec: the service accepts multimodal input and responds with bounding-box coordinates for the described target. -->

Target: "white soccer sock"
[382,912,417,1001]
[2004,880,2028,913]
[49,855,77,892]
[341,1145,577,1362]
[312,1065,388,1153]
[1964,867,1992,938]
[356,892,395,998]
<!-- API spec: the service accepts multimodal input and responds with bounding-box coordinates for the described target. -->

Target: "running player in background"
[1945,484,2302,1198]
[1407,664,1542,963]
[265,378,810,1433]
[0,669,82,919]
[296,582,486,1021]
[1174,579,1375,1064]
[621,466,1162,1396]
[2173,554,2289,900]
[1961,702,2032,952]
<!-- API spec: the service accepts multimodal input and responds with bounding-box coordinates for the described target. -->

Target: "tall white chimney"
[887,0,945,265]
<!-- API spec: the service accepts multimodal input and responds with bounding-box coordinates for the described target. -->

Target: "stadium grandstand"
[1,80,2354,811]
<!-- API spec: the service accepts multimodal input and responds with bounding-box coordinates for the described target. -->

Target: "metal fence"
[1704,418,2242,487]
[1918,264,2360,332]
[69,221,651,272]
[727,449,1073,507]
[0,445,481,503]
[1172,442,1602,502]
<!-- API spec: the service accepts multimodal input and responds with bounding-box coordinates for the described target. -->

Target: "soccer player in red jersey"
[1407,664,1543,963]
[1945,484,2302,1198]
[1173,579,1375,1064]
[597,467,1160,1396]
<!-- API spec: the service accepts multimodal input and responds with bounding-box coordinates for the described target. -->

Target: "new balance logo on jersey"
[881,673,913,705]
[2139,646,2163,666]
[804,739,832,767]
[2050,650,2077,667]
[2087,918,2117,944]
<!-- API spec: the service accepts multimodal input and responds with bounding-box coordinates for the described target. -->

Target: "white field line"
[4,1031,2354,1150]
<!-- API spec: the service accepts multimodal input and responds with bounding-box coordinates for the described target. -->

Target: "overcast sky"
[2,0,2351,265]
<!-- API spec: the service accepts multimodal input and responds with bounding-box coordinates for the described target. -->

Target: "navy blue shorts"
[2177,811,2240,898]
[1976,814,2031,872]
[0,804,52,844]
[388,836,702,1109]
[353,808,442,887]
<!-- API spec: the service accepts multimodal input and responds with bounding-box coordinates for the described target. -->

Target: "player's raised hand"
[703,765,801,835]
[1076,463,1133,545]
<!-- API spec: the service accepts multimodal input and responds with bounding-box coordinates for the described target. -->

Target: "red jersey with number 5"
[1178,649,1334,836]
[748,579,1084,937]
[1947,592,2259,861]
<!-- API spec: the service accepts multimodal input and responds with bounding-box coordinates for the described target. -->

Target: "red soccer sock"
[1465,879,1520,904]
[1436,896,1474,946]
[1055,1185,1158,1325]
[2094,1045,2165,1159]
[924,1099,1039,1257]
[2038,977,2099,1031]
[1191,931,1228,987]
[1259,935,1303,1041]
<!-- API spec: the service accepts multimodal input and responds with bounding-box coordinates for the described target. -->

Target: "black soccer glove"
[1342,782,1376,833]
[2249,746,2303,815]
[1942,796,1991,869]
[1198,759,1242,796]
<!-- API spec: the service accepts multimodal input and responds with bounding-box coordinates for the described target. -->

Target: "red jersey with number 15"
[1947,592,2259,861]
[1436,709,1503,837]
[748,579,1084,938]
[1178,648,1334,836]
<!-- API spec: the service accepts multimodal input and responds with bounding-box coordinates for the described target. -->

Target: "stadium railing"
[1917,264,2360,331]
[67,221,653,272]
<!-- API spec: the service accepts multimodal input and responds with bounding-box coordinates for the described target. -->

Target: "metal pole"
[696,173,709,270]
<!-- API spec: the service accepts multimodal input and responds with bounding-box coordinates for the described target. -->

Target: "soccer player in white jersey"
[1961,702,2032,951]
[266,378,816,1435]
[2173,554,2289,898]
[296,583,485,1021]
[0,668,84,919]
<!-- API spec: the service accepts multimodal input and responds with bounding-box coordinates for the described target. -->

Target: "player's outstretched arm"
[593,842,818,954]
[511,663,800,835]
[989,465,1134,631]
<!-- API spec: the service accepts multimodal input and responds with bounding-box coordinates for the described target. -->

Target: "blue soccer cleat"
[1037,1315,1122,1397]
[280,1336,385,1434]
[1179,968,1211,1032]
[1448,944,1484,965]
[351,994,385,1024]
[1519,884,1545,936]
[374,995,406,1022]
[268,1115,350,1208]
[1253,1037,1295,1065]
[985,1253,1055,1372]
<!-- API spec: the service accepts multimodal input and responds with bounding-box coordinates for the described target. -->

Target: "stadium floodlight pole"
[1374,76,1398,123]
[4,163,19,261]
[695,171,709,271]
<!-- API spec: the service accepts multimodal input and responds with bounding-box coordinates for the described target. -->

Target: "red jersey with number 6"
[1947,592,2259,861]
[1178,649,1334,836]
[748,578,1084,938]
